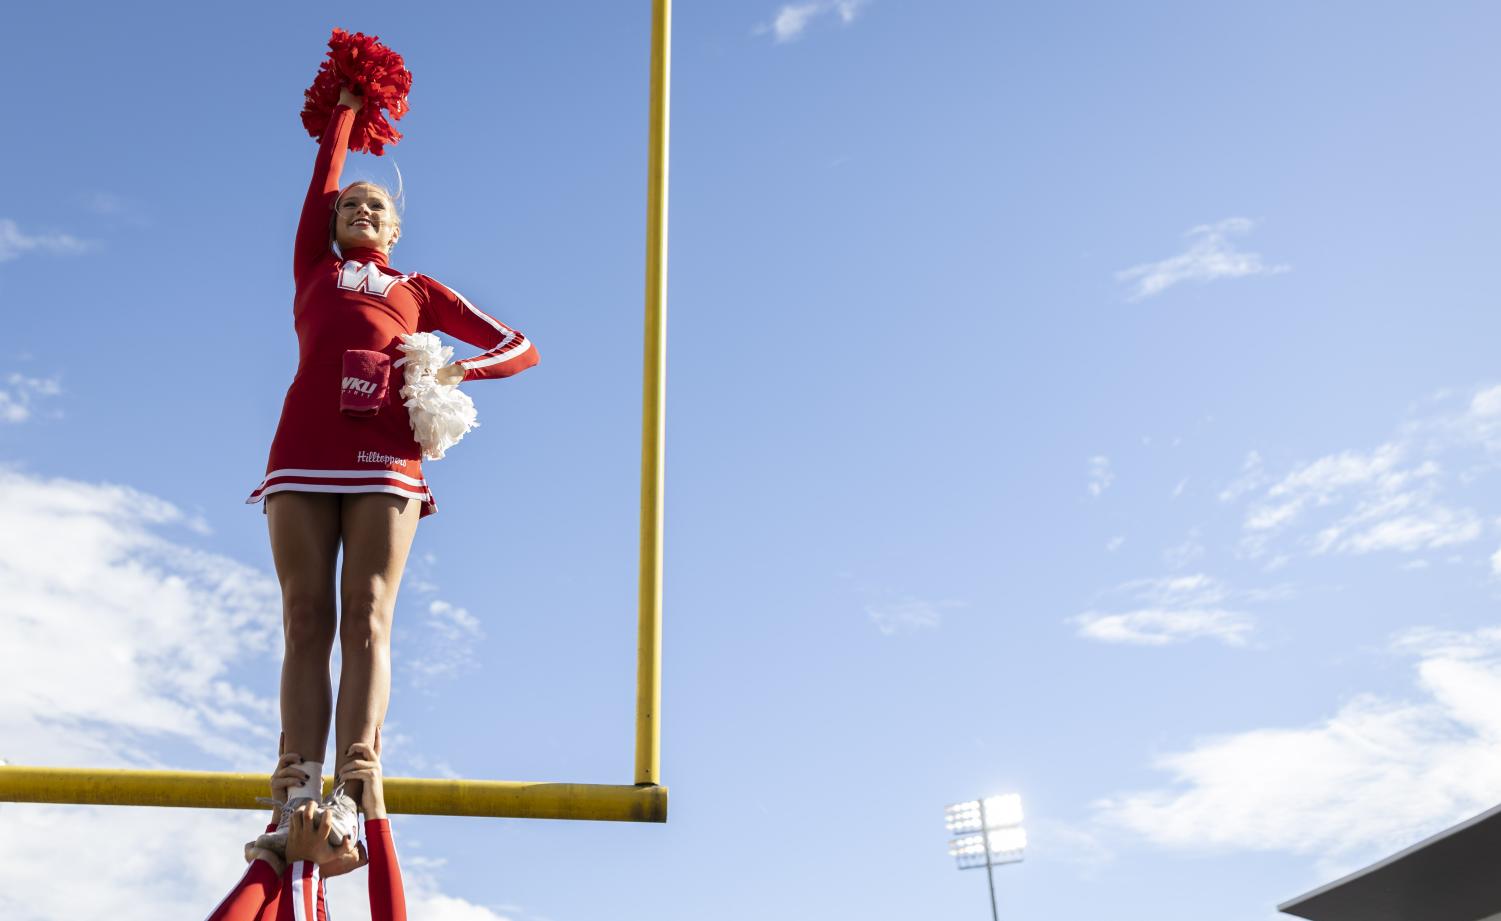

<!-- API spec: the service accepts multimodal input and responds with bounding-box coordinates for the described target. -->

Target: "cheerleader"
[248,33,537,852]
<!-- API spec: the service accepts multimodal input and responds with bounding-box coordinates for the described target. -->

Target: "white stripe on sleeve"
[461,336,532,371]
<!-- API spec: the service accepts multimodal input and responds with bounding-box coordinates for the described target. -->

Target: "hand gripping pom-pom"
[301,29,413,156]
[397,333,479,461]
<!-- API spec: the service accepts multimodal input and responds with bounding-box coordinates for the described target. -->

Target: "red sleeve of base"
[204,860,280,921]
[366,818,408,921]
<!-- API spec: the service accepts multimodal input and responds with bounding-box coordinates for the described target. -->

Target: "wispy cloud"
[1074,384,1501,876]
[1217,450,1268,503]
[0,807,279,920]
[379,732,462,781]
[1088,454,1114,497]
[758,0,869,43]
[1232,387,1501,562]
[405,598,484,685]
[327,865,519,921]
[1074,608,1252,647]
[0,372,62,423]
[0,469,280,768]
[1161,528,1205,569]
[75,191,153,228]
[0,468,523,920]
[1095,627,1501,868]
[1073,575,1254,647]
[80,191,126,215]
[0,804,522,921]
[394,552,487,689]
[0,217,89,262]
[866,598,955,635]
[1116,217,1289,302]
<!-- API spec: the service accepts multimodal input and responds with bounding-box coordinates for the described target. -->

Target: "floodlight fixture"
[948,826,1028,869]
[944,793,1025,920]
[984,793,1024,828]
[946,800,983,834]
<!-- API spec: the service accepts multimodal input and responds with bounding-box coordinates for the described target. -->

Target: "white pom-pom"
[397,332,479,460]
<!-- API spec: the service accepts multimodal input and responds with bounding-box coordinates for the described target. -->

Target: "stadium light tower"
[945,794,1025,921]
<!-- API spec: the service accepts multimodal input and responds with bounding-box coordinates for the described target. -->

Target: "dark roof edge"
[1277,800,1501,913]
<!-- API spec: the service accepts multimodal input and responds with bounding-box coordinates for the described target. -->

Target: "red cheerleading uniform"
[248,104,538,517]
[206,819,406,921]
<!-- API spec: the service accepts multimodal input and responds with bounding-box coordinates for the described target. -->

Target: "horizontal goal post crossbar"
[0,766,667,822]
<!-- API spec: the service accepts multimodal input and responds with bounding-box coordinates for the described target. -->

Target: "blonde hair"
[330,165,405,253]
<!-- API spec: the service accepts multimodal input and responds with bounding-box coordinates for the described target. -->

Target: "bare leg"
[267,492,342,765]
[334,493,420,798]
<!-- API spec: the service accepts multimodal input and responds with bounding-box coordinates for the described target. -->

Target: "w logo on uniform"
[342,376,377,394]
[338,260,408,298]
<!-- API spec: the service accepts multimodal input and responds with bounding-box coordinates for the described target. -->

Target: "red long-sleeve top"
[248,104,538,516]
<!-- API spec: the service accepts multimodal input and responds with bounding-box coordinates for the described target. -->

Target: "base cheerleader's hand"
[287,801,368,876]
[340,730,388,820]
[435,364,464,386]
[269,732,310,823]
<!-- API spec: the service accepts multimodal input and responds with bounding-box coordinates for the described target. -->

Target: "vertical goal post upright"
[0,0,672,825]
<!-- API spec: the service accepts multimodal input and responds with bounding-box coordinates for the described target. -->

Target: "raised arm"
[416,275,539,382]
[293,89,362,280]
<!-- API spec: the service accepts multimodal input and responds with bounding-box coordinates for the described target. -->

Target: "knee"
[340,585,392,645]
[284,595,337,655]
[340,607,390,652]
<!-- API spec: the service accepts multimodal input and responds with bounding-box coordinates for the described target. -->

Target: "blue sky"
[4,2,1501,919]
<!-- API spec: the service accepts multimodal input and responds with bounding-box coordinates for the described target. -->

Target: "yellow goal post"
[0,0,672,824]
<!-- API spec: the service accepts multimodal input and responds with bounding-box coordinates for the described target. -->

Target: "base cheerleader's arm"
[203,854,282,921]
[342,737,407,921]
[363,819,407,921]
[415,275,539,383]
[205,746,306,921]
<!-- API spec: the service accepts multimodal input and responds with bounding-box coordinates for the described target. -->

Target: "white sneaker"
[323,784,360,847]
[252,795,318,856]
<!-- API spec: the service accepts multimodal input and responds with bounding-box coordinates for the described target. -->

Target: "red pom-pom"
[300,29,413,156]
